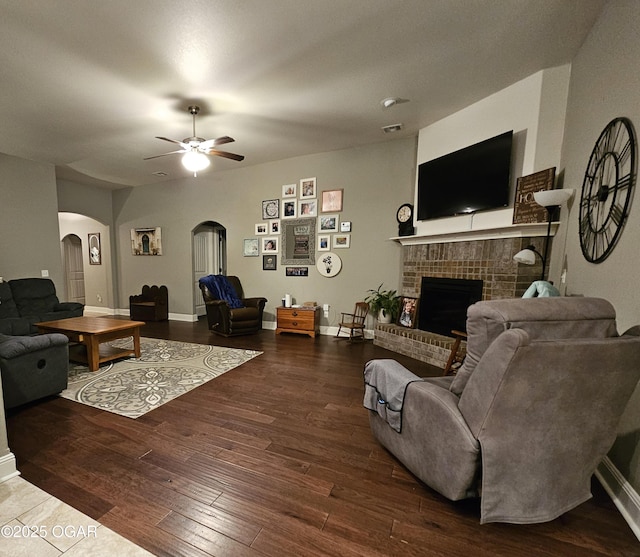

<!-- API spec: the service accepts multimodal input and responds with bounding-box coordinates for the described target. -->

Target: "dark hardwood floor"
[6,318,640,556]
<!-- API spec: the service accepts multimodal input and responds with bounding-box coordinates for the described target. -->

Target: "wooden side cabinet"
[276,306,320,338]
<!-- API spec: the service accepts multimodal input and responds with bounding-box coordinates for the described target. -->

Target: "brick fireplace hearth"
[373,234,549,368]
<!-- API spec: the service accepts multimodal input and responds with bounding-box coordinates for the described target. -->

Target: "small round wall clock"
[579,117,636,263]
[396,203,414,236]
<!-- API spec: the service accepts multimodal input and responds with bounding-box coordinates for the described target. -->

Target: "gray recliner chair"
[365,297,640,524]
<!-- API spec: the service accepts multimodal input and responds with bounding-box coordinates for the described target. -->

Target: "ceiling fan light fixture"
[182,150,210,173]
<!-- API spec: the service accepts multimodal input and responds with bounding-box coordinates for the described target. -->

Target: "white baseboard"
[263,321,374,339]
[0,451,19,483]
[83,305,115,315]
[596,456,640,540]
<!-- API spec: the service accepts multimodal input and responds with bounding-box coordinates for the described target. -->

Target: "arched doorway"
[61,233,85,304]
[192,221,226,316]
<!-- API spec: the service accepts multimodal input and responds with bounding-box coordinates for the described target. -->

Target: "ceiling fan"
[145,105,244,174]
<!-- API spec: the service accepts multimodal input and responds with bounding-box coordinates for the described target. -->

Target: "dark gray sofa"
[0,278,84,335]
[0,333,69,409]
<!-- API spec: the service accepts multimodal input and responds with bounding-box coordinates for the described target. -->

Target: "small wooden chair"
[443,329,467,375]
[129,285,168,322]
[336,302,369,342]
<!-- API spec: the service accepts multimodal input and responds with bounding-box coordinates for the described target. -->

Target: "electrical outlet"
[41,270,49,277]
[96,294,103,303]
[323,304,330,312]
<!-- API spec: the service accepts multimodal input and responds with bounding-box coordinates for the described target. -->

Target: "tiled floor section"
[0,476,153,556]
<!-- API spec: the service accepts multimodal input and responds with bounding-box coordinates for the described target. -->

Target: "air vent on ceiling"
[382,123,403,134]
[152,171,168,177]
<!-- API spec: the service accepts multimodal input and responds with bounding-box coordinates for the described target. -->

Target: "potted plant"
[365,283,400,324]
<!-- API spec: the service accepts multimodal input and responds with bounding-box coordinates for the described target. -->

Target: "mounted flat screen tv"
[417,130,513,221]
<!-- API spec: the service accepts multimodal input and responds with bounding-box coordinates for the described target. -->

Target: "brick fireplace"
[374,234,549,368]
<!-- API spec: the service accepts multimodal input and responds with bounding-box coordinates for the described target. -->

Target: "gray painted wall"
[0,153,63,285]
[551,1,640,491]
[112,137,416,328]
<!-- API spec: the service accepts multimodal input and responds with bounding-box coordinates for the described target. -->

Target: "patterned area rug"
[60,337,261,419]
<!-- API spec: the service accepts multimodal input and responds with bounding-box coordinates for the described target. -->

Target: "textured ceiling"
[0,0,606,188]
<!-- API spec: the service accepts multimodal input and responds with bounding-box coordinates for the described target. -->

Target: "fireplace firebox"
[418,277,483,337]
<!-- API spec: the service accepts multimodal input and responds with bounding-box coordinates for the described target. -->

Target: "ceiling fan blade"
[199,136,235,150]
[206,149,245,162]
[143,149,186,160]
[156,136,189,149]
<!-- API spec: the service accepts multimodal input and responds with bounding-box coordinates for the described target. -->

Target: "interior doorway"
[192,221,226,316]
[61,233,85,304]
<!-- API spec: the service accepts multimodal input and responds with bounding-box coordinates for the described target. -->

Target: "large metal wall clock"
[579,117,636,263]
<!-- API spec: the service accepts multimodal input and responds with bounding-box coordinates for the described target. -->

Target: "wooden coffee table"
[36,316,145,372]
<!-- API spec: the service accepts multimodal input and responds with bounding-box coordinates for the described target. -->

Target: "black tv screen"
[417,130,513,221]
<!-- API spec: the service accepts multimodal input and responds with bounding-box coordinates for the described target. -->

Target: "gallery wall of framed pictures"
[248,177,351,277]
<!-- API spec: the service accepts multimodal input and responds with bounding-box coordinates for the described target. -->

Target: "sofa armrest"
[242,297,267,310]
[54,302,84,313]
[0,333,69,360]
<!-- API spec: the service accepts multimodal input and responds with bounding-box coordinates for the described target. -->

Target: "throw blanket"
[363,359,422,433]
[199,275,244,309]
[522,280,560,298]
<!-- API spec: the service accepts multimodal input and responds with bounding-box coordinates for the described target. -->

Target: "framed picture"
[299,199,317,217]
[319,214,339,232]
[300,177,317,199]
[262,237,278,253]
[243,238,259,257]
[88,233,101,265]
[262,199,280,220]
[131,227,162,255]
[282,199,297,219]
[269,219,281,234]
[398,296,419,328]
[263,254,277,271]
[282,183,297,198]
[255,223,268,235]
[321,189,343,212]
[340,221,351,232]
[286,266,309,277]
[333,234,350,248]
[317,234,331,251]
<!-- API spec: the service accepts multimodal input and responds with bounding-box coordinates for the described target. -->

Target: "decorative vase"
[378,309,392,324]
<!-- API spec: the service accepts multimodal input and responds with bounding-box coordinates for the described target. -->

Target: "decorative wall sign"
[281,218,316,265]
[286,266,309,276]
[262,199,280,220]
[131,227,162,255]
[88,232,101,265]
[512,167,556,224]
[316,251,342,277]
